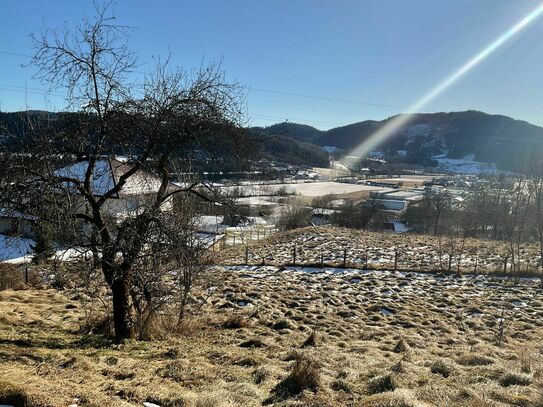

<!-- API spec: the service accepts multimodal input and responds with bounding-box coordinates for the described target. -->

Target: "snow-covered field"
[0,234,33,263]
[220,181,391,197]
[0,234,86,264]
[433,154,499,175]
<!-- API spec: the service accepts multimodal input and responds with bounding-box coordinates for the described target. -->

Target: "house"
[54,158,174,221]
[1,158,173,241]
[365,188,425,212]
[310,208,337,226]
[195,214,274,248]
[0,209,38,238]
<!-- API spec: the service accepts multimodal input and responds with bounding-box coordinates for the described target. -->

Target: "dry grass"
[1,235,543,405]
[217,226,543,276]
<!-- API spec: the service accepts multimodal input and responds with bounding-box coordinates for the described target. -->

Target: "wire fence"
[222,242,543,278]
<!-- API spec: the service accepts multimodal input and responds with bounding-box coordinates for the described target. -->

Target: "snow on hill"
[432,153,498,174]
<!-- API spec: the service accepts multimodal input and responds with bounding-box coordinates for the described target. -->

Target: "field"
[219,182,393,198]
[1,262,543,406]
[1,228,543,406]
[218,227,543,275]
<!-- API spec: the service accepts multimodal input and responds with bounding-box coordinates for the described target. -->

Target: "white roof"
[54,158,164,197]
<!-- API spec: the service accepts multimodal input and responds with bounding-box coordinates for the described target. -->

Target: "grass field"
[0,229,542,406]
[218,227,543,276]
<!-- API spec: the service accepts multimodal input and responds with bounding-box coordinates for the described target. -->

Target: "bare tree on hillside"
[1,3,246,340]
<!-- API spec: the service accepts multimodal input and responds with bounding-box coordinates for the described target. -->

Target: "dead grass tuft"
[267,353,321,401]
[222,313,251,329]
[302,330,319,347]
[0,380,33,407]
[456,354,495,366]
[393,339,409,353]
[430,360,453,378]
[367,374,397,395]
[361,389,422,407]
[499,372,532,387]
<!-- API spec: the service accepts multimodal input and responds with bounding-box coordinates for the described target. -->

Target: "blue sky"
[2,0,543,129]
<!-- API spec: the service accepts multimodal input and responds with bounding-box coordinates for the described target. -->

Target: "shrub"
[0,263,24,290]
[32,222,55,264]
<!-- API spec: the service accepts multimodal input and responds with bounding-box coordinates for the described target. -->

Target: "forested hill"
[4,110,543,169]
[0,111,329,168]
[252,111,543,169]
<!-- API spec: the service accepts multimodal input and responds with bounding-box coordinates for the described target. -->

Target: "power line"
[250,87,402,109]
[0,83,65,97]
[2,49,403,110]
[0,50,32,58]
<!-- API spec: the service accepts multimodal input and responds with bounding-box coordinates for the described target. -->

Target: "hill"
[1,228,542,406]
[255,111,543,170]
[4,110,543,170]
[0,111,329,168]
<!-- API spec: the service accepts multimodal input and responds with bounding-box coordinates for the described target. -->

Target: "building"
[0,158,174,239]
[54,158,174,221]
[364,188,425,212]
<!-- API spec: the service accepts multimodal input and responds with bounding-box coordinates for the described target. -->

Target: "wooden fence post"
[320,251,324,267]
[343,248,347,268]
[245,245,249,265]
[394,249,398,270]
[365,248,369,269]
[293,244,297,266]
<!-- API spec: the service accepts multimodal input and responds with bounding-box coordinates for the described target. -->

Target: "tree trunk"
[111,274,136,340]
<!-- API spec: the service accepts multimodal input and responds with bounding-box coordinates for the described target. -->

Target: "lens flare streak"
[347,2,543,160]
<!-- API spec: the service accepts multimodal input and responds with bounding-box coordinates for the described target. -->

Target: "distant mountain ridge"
[252,111,543,169]
[3,110,543,170]
[0,111,330,168]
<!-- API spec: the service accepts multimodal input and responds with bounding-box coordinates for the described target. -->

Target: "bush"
[277,205,312,231]
[0,264,24,290]
[32,222,55,264]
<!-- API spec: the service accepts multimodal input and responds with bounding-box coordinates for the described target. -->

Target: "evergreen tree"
[32,222,54,264]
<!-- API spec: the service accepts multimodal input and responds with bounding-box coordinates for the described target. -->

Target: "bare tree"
[527,154,543,272]
[1,3,245,340]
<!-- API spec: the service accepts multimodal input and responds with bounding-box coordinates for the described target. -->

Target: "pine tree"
[32,222,55,264]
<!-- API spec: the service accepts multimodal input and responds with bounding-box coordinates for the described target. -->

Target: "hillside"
[4,110,543,170]
[0,111,329,168]
[2,228,543,406]
[254,111,543,170]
